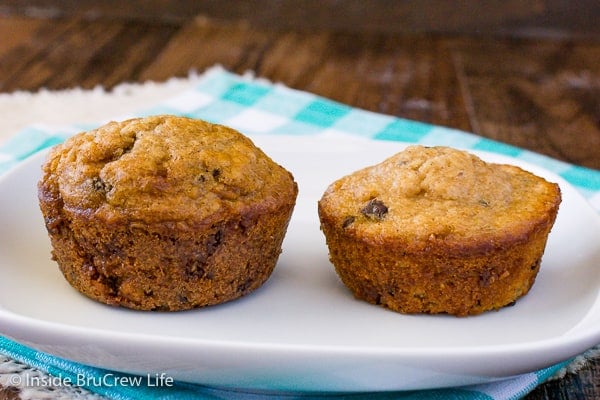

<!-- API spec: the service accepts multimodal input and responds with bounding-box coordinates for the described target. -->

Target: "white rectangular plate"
[1,133,599,393]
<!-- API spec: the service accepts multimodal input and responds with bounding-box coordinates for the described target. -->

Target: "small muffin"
[38,115,298,311]
[318,145,561,316]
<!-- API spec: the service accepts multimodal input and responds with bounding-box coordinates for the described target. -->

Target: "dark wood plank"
[0,17,179,92]
[1,0,600,39]
[0,16,42,52]
[450,37,600,169]
[142,18,600,168]
[526,357,600,399]
[0,16,71,91]
[0,385,20,400]
[141,18,473,131]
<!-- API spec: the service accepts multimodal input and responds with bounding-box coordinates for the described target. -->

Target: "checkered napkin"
[0,67,599,400]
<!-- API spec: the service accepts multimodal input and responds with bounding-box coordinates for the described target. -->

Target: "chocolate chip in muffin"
[342,216,356,228]
[361,199,388,220]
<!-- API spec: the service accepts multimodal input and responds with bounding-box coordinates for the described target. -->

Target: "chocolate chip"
[342,216,355,228]
[185,259,206,278]
[206,229,222,255]
[479,270,493,286]
[183,229,223,280]
[361,199,388,220]
[106,276,120,296]
[237,277,253,294]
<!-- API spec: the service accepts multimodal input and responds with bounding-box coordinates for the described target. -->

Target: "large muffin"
[38,115,298,311]
[318,145,561,316]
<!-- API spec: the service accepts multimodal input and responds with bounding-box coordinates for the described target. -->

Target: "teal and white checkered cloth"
[1,68,599,399]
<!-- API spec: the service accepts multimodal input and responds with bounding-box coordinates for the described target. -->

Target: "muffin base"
[44,204,293,311]
[319,216,556,316]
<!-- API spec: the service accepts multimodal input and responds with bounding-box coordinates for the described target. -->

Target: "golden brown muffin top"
[40,115,297,224]
[318,145,561,252]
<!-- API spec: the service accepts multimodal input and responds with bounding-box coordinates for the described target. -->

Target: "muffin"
[318,145,561,316]
[38,115,298,311]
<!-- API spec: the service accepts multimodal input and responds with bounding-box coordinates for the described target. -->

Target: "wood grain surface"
[2,0,600,38]
[0,9,599,400]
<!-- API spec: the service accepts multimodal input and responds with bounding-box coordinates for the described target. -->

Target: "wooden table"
[0,8,599,400]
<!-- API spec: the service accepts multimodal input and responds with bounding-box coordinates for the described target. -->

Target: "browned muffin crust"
[38,115,298,311]
[318,145,561,316]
